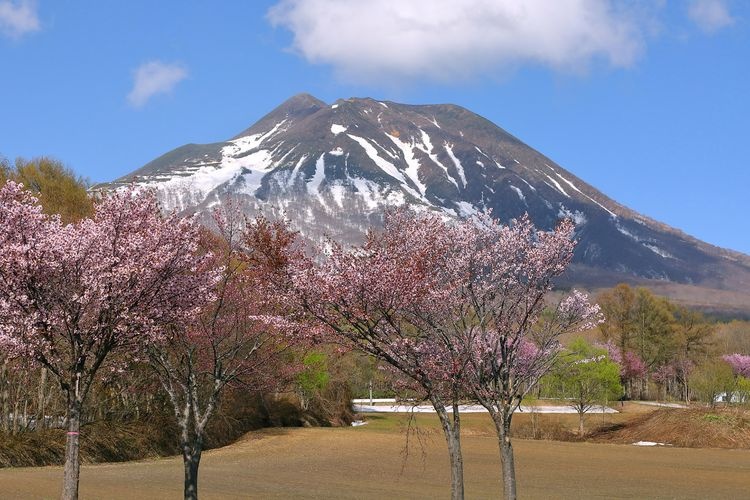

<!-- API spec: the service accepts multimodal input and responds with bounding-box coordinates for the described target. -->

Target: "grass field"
[1,410,749,499]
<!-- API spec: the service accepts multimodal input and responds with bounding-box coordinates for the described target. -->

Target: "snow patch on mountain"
[617,222,673,259]
[544,174,570,198]
[387,133,427,196]
[643,244,674,259]
[445,143,467,187]
[347,133,427,203]
[288,154,308,187]
[415,130,459,189]
[509,184,525,201]
[307,154,327,207]
[329,182,346,208]
[331,123,347,135]
[558,204,587,225]
[454,201,479,217]
[616,223,641,241]
[552,170,616,218]
[351,177,380,210]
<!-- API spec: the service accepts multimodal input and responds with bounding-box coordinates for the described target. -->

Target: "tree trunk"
[578,412,585,435]
[36,368,47,431]
[183,446,202,500]
[492,411,517,500]
[431,397,464,500]
[1,359,8,432]
[446,413,463,500]
[62,401,82,500]
[12,387,20,434]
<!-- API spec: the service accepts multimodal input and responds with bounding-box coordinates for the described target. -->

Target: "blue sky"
[0,1,747,254]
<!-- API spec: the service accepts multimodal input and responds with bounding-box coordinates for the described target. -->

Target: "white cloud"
[267,0,650,84]
[127,61,188,108]
[0,0,40,39]
[687,0,734,33]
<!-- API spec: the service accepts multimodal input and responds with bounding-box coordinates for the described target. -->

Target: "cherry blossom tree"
[0,182,213,500]
[603,342,648,399]
[652,363,676,400]
[723,354,750,378]
[724,354,750,404]
[442,213,602,500]
[291,209,600,500]
[291,210,471,500]
[147,208,307,500]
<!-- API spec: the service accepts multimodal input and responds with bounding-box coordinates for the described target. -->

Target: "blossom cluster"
[0,181,215,387]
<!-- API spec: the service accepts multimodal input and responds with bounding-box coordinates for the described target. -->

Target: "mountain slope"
[96,94,750,304]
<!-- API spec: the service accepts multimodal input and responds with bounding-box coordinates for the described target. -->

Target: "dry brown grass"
[0,418,180,468]
[1,414,749,499]
[591,407,750,448]
[0,394,317,468]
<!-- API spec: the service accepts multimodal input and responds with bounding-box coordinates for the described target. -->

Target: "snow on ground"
[632,441,671,446]
[352,398,398,403]
[351,177,381,210]
[634,401,688,409]
[616,224,674,259]
[353,404,618,414]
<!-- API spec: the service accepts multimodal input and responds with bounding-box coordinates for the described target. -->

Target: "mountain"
[95,94,750,314]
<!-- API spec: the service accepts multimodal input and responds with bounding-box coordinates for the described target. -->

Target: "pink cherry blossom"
[723,353,750,378]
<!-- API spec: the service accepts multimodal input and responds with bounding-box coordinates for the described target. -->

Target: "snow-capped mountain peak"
[95,94,750,300]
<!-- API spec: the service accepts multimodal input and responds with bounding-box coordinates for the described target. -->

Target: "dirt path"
[1,425,749,499]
